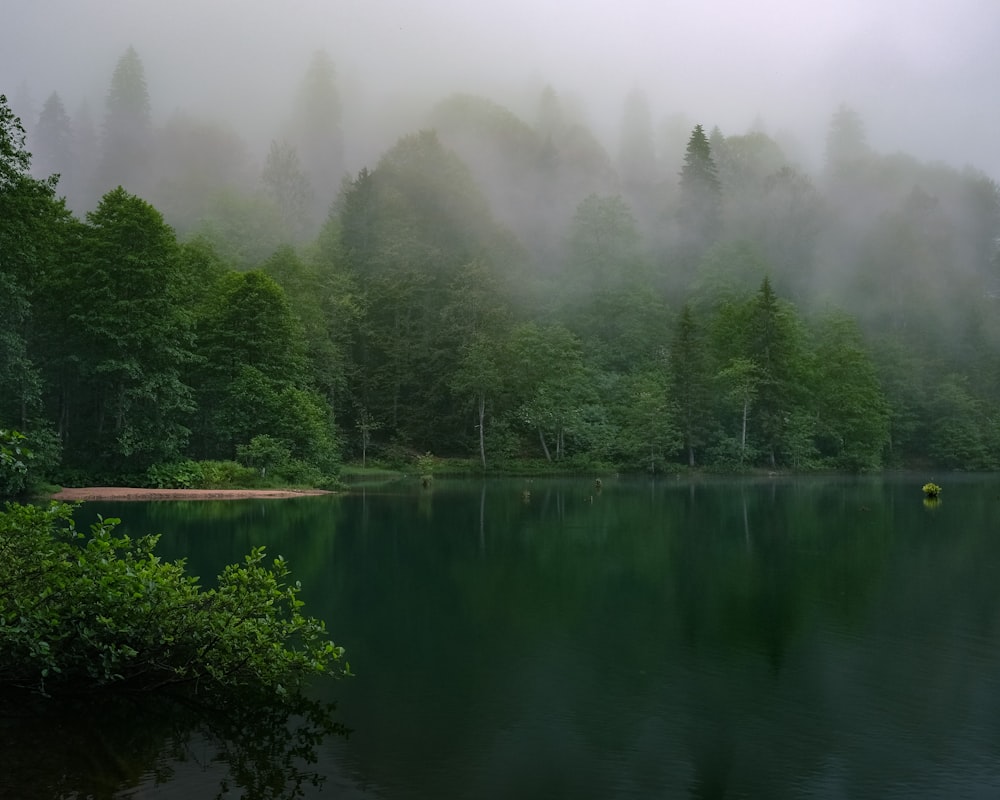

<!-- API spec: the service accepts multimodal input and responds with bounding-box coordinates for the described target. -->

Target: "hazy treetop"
[2,0,998,177]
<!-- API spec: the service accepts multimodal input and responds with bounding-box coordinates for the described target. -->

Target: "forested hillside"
[2,48,999,487]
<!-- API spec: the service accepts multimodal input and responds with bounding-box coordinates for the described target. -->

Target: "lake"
[4,474,1000,799]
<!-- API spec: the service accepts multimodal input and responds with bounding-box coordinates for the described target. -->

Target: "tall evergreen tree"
[669,304,713,467]
[98,46,152,195]
[824,104,870,180]
[676,124,722,279]
[32,93,72,187]
[261,140,314,242]
[287,49,344,223]
[69,100,99,212]
[743,277,812,467]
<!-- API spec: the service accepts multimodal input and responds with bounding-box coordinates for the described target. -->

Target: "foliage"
[0,502,348,696]
[3,70,1000,481]
[0,429,31,497]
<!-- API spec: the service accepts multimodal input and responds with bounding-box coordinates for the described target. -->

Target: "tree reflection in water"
[0,687,348,799]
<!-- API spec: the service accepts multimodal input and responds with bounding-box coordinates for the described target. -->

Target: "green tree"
[287,49,344,222]
[0,95,70,436]
[714,356,760,466]
[508,323,592,461]
[669,304,713,467]
[31,92,73,188]
[824,104,871,181]
[811,312,890,470]
[58,187,194,472]
[193,269,337,470]
[676,124,722,278]
[98,46,152,195]
[926,375,996,470]
[336,132,511,450]
[150,113,252,236]
[262,140,314,242]
[451,332,507,470]
[743,277,813,467]
[616,369,680,473]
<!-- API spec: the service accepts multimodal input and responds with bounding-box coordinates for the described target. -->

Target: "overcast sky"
[3,0,998,177]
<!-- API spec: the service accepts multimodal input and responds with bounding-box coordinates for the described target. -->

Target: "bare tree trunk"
[740,397,749,461]
[477,394,486,470]
[538,427,552,461]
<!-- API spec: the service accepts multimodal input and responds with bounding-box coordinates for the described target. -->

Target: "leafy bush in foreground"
[0,502,348,696]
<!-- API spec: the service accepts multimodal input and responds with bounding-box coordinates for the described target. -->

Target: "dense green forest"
[2,48,999,488]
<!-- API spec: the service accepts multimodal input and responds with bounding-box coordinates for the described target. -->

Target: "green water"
[4,475,1000,799]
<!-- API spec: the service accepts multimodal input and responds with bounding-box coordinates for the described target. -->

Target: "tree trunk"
[477,394,486,471]
[538,427,552,461]
[688,444,695,467]
[740,397,749,461]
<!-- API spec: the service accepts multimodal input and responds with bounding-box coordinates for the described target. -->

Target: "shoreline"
[47,487,333,502]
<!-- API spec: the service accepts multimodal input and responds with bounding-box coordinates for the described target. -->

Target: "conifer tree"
[98,46,152,195]
[32,92,72,186]
[287,50,344,222]
[676,124,722,277]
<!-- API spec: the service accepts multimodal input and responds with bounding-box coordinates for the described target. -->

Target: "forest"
[2,46,999,489]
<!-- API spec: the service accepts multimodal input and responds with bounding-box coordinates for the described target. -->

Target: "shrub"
[0,502,349,697]
[146,459,205,489]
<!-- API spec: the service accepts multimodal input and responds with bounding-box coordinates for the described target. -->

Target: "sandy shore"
[48,487,332,502]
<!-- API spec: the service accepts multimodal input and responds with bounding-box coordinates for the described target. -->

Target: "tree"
[742,277,812,467]
[824,104,870,180]
[616,369,680,473]
[31,92,73,188]
[98,46,152,195]
[193,269,337,471]
[58,187,194,471]
[811,312,889,470]
[451,332,507,469]
[508,323,592,461]
[335,132,510,450]
[566,193,644,294]
[0,94,67,431]
[261,140,314,242]
[676,124,722,278]
[287,49,344,222]
[669,304,713,466]
[150,113,252,236]
[715,357,760,465]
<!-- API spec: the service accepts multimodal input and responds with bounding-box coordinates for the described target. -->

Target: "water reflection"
[0,688,347,800]
[14,476,1000,798]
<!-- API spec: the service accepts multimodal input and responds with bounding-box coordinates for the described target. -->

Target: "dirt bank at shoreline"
[48,487,332,502]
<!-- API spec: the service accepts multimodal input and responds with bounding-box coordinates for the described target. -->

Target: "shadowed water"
[4,474,1000,798]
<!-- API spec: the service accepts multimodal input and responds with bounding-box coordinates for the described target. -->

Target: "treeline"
[3,48,1000,485]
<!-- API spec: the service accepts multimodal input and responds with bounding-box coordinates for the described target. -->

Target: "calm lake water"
[4,474,1000,799]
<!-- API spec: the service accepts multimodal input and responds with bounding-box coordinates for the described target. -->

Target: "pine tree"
[262,140,314,242]
[32,93,72,186]
[669,304,713,467]
[824,104,870,180]
[676,124,722,276]
[287,50,344,223]
[98,46,152,195]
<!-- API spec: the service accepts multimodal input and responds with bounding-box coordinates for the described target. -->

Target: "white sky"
[3,0,998,177]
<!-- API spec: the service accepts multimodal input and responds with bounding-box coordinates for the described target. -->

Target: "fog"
[4,0,999,178]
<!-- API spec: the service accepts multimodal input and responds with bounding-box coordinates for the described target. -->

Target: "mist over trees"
[2,39,1000,485]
